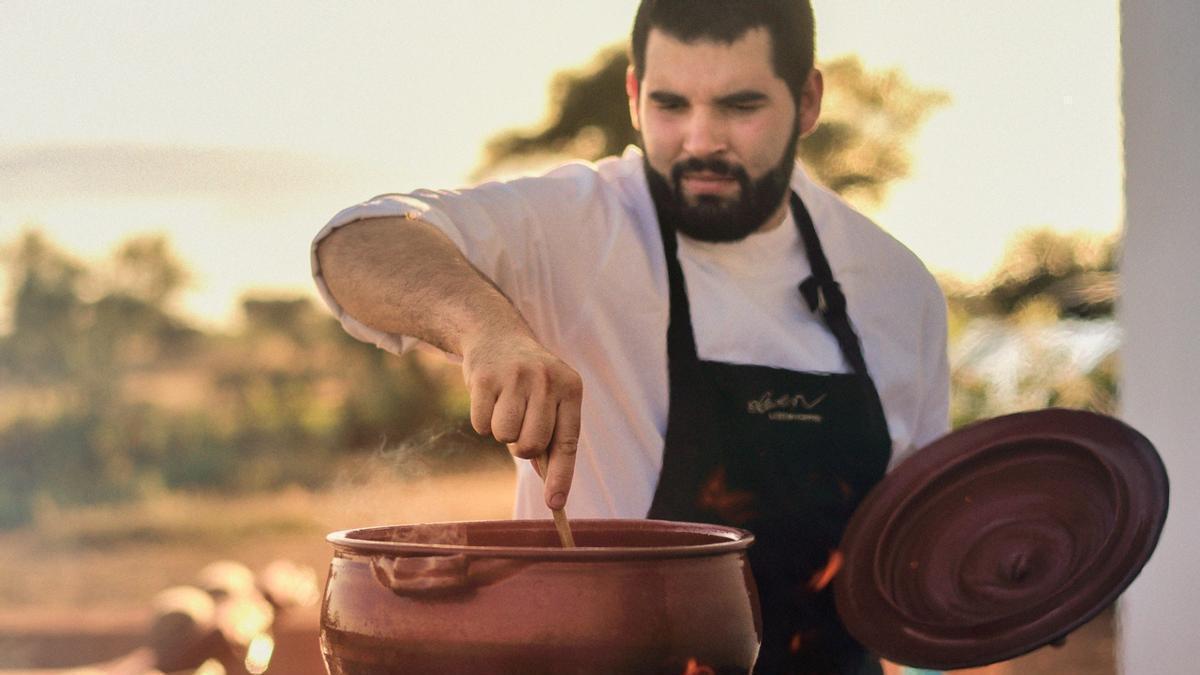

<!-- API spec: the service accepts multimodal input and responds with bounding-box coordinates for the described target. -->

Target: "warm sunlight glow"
[194,659,227,675]
[1,0,1121,325]
[244,633,275,675]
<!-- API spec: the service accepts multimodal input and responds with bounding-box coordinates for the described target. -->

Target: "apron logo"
[747,391,827,423]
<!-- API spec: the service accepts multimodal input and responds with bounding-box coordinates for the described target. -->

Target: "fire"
[807,549,844,592]
[696,467,758,524]
[682,658,716,675]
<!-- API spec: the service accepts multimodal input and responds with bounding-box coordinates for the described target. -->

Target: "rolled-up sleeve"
[310,163,614,357]
[310,194,454,355]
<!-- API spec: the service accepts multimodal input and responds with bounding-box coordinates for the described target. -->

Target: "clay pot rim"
[327,518,755,560]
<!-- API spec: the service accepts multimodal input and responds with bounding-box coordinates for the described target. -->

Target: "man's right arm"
[315,217,581,511]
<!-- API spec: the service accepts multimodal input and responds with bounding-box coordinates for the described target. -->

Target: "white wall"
[1118,2,1200,673]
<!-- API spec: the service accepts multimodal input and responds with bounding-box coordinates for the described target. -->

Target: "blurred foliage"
[942,228,1119,427]
[475,48,947,207]
[474,44,633,179]
[800,57,949,205]
[0,45,1117,529]
[0,231,495,528]
[945,228,1118,320]
[0,225,1121,528]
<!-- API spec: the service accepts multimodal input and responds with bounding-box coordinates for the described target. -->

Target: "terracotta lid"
[835,409,1169,670]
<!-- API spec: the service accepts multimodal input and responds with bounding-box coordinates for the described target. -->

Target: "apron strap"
[792,191,873,378]
[656,200,701,363]
[656,189,872,378]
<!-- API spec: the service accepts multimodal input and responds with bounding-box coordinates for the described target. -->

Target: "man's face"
[627,27,823,242]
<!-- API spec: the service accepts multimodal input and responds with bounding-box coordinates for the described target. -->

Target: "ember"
[785,626,825,658]
[682,657,717,675]
[697,467,758,524]
[807,549,844,592]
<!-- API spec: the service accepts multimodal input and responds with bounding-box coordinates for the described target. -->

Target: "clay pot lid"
[835,408,1169,670]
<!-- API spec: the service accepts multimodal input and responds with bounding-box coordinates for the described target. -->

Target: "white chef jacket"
[312,146,950,519]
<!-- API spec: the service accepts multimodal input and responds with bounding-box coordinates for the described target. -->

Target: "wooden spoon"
[536,454,576,548]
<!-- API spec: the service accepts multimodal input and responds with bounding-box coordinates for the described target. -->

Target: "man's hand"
[462,331,582,511]
[316,217,581,510]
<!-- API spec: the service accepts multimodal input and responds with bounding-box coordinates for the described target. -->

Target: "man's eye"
[728,103,763,113]
[657,102,686,111]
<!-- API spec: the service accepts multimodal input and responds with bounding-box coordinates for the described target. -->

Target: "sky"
[1,0,1122,328]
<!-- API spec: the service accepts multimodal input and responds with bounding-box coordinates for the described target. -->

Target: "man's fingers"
[469,385,498,436]
[463,345,581,492]
[544,399,581,511]
[490,388,527,444]
[513,389,555,459]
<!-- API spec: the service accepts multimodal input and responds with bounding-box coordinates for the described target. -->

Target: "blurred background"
[1,1,1123,672]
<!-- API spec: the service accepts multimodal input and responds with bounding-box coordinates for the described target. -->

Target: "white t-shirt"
[312,146,950,519]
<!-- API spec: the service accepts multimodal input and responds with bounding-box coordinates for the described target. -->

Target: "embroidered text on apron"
[647,191,893,674]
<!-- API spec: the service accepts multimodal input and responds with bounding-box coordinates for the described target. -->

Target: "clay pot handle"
[370,553,471,596]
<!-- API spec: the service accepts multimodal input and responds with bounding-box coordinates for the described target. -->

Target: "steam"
[317,425,516,531]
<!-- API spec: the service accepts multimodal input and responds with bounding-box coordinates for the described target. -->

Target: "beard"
[644,124,801,243]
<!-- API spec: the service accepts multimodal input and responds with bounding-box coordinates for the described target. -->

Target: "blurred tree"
[98,235,199,361]
[473,47,947,206]
[946,228,1118,320]
[232,293,471,456]
[106,235,190,309]
[474,45,632,179]
[943,228,1120,427]
[81,236,200,395]
[0,231,87,382]
[335,347,453,452]
[0,230,495,527]
[241,295,325,347]
[0,232,200,384]
[800,57,949,205]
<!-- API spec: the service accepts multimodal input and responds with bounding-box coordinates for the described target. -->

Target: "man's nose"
[682,110,728,158]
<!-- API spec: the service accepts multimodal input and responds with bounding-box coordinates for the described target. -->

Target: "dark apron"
[647,191,892,675]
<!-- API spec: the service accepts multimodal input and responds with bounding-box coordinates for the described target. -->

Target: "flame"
[789,632,805,654]
[683,658,716,675]
[696,467,758,524]
[807,549,844,592]
[835,478,854,502]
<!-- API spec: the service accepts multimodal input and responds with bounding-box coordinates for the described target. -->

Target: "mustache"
[670,157,750,184]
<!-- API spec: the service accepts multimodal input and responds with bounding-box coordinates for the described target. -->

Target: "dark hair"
[630,0,816,104]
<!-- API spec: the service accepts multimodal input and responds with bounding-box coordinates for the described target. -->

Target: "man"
[313,1,949,672]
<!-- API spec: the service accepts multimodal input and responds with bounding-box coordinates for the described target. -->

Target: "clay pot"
[320,519,761,674]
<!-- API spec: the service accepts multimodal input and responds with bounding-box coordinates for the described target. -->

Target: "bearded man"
[313,1,949,672]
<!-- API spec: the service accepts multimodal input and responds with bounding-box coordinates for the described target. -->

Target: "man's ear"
[798,68,824,138]
[626,65,641,132]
